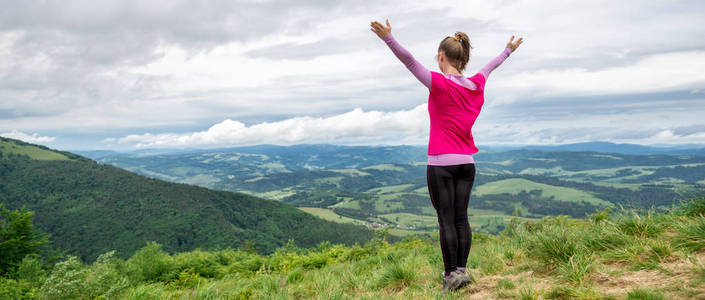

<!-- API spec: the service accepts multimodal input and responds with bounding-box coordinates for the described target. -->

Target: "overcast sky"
[1,0,704,150]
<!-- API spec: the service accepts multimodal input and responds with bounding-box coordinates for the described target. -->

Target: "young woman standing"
[370,19,522,292]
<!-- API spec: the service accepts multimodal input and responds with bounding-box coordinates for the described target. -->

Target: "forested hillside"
[0,137,377,262]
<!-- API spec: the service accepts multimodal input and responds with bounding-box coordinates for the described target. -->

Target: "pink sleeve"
[382,33,432,89]
[479,47,512,79]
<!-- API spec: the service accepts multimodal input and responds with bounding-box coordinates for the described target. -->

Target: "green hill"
[0,137,377,262]
[2,197,704,299]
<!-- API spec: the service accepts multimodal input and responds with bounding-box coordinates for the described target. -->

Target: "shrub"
[173,250,221,279]
[39,256,87,300]
[125,242,176,283]
[40,251,129,299]
[85,251,129,298]
[0,278,37,299]
[16,255,46,285]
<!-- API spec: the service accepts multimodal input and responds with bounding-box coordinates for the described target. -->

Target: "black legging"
[426,163,476,273]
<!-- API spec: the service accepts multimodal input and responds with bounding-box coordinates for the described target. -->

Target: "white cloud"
[637,130,705,145]
[2,0,705,149]
[1,130,56,143]
[106,99,705,149]
[491,51,705,102]
[108,104,429,148]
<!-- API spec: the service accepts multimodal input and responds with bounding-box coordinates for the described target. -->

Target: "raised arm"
[480,35,523,79]
[371,19,431,89]
[479,47,511,79]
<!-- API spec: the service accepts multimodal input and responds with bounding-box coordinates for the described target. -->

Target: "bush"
[39,256,87,299]
[16,255,46,286]
[173,250,221,279]
[125,242,176,283]
[39,252,129,300]
[0,277,37,299]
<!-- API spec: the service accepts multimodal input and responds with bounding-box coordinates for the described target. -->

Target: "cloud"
[108,104,429,148]
[1,130,55,143]
[107,98,705,149]
[1,0,705,150]
[492,51,705,100]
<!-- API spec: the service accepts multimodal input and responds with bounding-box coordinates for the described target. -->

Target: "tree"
[0,204,49,275]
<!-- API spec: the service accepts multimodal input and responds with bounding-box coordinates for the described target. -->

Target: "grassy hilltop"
[2,197,704,299]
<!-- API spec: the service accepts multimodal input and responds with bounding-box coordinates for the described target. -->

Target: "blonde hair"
[438,31,472,72]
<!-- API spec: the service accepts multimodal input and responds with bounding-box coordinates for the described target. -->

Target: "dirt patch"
[462,270,555,299]
[596,252,705,299]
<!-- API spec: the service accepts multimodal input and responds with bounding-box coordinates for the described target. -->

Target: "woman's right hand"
[370,19,392,39]
[506,35,523,52]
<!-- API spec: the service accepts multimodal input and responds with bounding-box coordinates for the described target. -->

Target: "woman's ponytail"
[439,31,473,72]
[454,32,472,71]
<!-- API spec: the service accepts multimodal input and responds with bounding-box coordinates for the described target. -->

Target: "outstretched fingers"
[506,35,524,52]
[370,19,391,39]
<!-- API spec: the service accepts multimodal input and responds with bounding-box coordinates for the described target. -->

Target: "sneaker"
[441,271,465,292]
[452,269,473,289]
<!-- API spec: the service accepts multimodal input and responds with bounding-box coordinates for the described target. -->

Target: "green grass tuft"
[375,263,416,291]
[673,217,705,252]
[626,287,665,300]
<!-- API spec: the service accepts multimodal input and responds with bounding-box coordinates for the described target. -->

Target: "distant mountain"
[503,141,705,155]
[0,137,377,262]
[71,149,123,160]
[74,142,705,161]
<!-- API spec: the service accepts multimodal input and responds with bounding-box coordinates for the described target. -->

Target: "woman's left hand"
[370,19,392,39]
[506,35,523,52]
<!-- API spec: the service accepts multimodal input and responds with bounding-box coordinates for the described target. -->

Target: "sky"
[1,0,704,151]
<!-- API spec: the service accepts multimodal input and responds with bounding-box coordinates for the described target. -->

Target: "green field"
[361,164,406,171]
[298,207,367,226]
[0,139,70,160]
[366,184,415,194]
[378,212,437,228]
[474,178,611,206]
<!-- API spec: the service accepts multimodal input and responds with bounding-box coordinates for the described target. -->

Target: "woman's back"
[427,72,486,155]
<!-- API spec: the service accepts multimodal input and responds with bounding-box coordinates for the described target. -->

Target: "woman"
[370,19,522,292]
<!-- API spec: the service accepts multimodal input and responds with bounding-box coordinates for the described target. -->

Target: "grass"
[0,139,70,161]
[4,198,705,299]
[361,164,406,171]
[366,184,415,194]
[473,178,611,206]
[298,207,367,226]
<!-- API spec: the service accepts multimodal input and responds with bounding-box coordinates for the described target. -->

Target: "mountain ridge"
[0,137,378,262]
